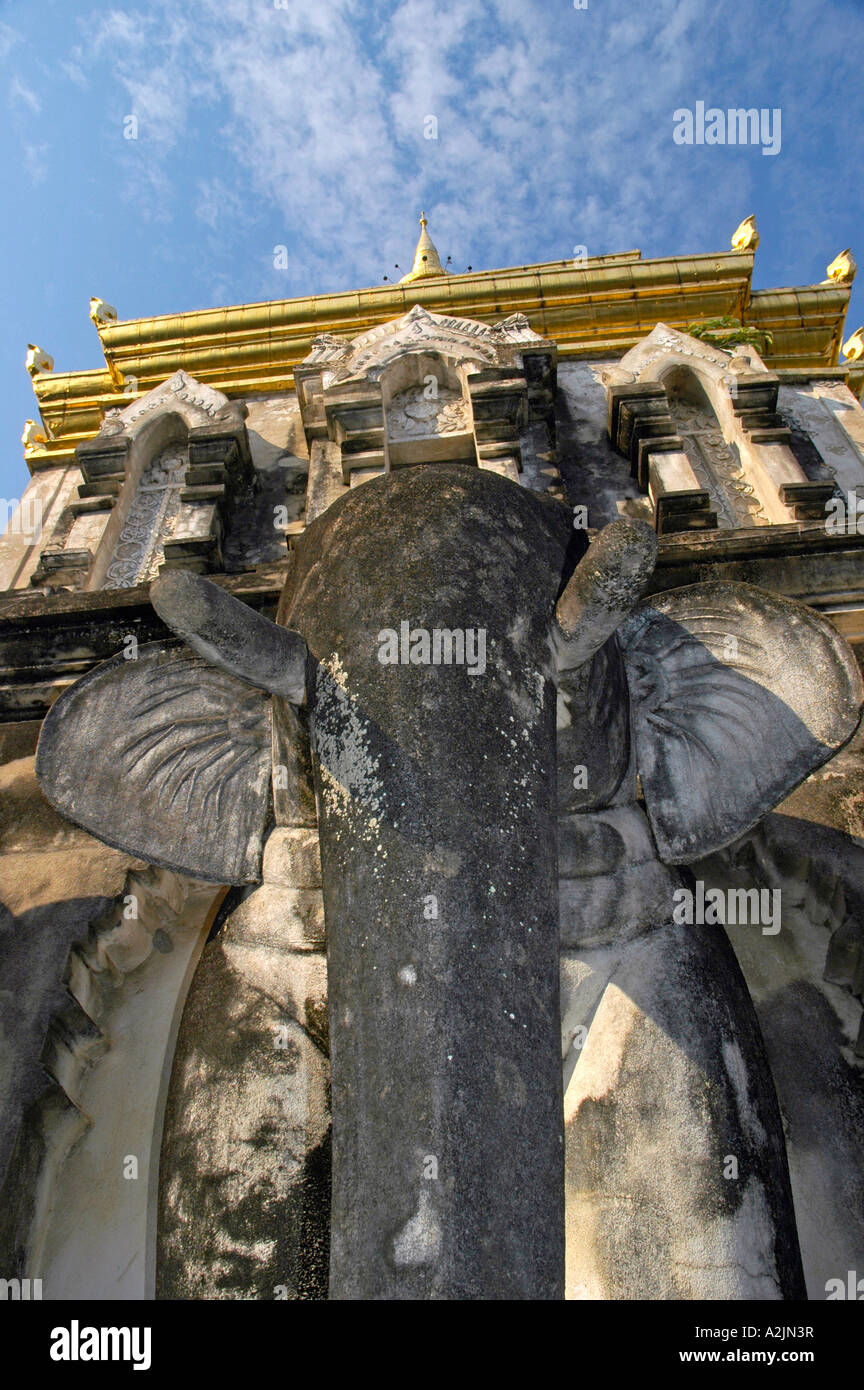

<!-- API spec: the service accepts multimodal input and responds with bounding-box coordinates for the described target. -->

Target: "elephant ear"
[36,642,273,884]
[618,581,864,863]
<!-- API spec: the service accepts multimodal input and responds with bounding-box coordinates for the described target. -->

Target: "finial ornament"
[89,297,118,327]
[842,326,864,362]
[399,212,446,284]
[824,249,857,285]
[26,344,54,376]
[731,215,759,251]
[22,419,48,454]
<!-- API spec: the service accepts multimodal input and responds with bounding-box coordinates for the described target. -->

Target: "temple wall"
[556,362,645,526]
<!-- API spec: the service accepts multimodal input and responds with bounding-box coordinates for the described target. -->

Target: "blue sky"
[1,0,863,501]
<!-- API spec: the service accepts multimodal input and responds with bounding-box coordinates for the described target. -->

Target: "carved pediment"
[305,305,548,386]
[298,306,558,488]
[96,371,241,441]
[72,372,254,591]
[602,324,742,389]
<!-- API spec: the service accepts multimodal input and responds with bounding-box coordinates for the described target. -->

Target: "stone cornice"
[3,529,863,718]
[0,560,291,719]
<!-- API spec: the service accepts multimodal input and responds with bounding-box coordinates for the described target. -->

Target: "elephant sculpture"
[35,462,863,1300]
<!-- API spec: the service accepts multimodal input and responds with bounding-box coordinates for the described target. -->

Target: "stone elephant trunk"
[280,466,578,1298]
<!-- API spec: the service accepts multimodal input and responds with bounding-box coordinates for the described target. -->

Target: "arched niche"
[657,364,766,527]
[90,411,192,590]
[296,306,558,501]
[380,351,476,469]
[74,371,252,591]
[604,325,831,530]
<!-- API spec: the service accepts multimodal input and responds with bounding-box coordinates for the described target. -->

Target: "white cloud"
[0,21,20,60]
[21,140,48,184]
[8,73,40,113]
[58,0,864,299]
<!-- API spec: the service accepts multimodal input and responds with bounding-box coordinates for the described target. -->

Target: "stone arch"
[296,306,558,504]
[21,867,223,1299]
[657,363,766,527]
[91,412,193,590]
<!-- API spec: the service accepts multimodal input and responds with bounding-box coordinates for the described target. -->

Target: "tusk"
[151,570,307,705]
[554,518,658,669]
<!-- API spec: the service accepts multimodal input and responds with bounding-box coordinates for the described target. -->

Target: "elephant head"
[35,462,863,1300]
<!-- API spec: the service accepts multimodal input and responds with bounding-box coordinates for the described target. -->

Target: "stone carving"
[617,584,862,861]
[824,249,856,285]
[98,371,234,438]
[35,465,864,1300]
[387,385,470,441]
[97,407,126,438]
[38,644,274,882]
[842,326,864,362]
[25,344,53,376]
[607,322,738,386]
[668,396,767,525]
[307,303,546,384]
[103,448,190,588]
[89,297,118,326]
[21,419,48,455]
[6,862,217,1299]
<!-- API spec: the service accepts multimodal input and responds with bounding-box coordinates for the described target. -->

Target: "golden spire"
[399,211,446,283]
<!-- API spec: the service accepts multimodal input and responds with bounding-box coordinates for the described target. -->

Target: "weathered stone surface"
[694,809,864,1298]
[156,934,330,1300]
[559,859,679,950]
[555,634,631,813]
[554,516,657,666]
[221,899,327,1036]
[557,805,659,879]
[151,569,306,704]
[25,406,864,1304]
[562,918,806,1300]
[284,462,571,1299]
[226,884,325,953]
[261,827,322,888]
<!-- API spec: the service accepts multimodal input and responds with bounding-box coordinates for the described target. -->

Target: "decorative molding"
[605,322,738,387]
[103,448,190,589]
[603,324,840,530]
[668,398,767,526]
[305,305,546,384]
[46,373,257,590]
[98,371,238,436]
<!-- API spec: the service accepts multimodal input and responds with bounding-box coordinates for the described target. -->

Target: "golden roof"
[22,228,862,468]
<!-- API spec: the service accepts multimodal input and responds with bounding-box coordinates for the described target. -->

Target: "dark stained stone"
[284,463,572,1299]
